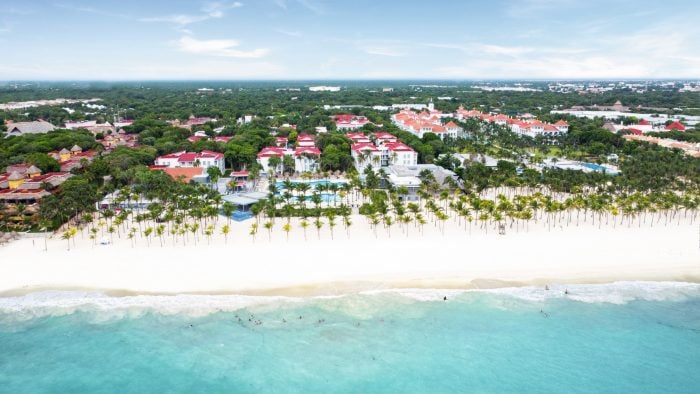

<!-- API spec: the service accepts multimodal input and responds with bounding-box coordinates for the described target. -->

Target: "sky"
[0,0,699,80]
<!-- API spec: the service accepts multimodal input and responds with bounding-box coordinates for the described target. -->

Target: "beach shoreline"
[1,213,698,297]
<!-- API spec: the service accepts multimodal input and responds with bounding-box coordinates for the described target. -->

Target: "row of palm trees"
[58,171,699,249]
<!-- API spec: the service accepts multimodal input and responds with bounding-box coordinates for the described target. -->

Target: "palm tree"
[156,224,165,246]
[314,217,324,239]
[128,227,137,248]
[264,221,274,241]
[250,223,258,242]
[205,226,214,245]
[283,222,291,241]
[143,227,153,246]
[300,219,309,241]
[384,215,393,237]
[222,202,235,225]
[325,211,336,239]
[61,230,73,251]
[342,214,352,237]
[268,155,282,176]
[221,224,230,244]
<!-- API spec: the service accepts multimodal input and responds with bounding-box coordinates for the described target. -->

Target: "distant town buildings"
[309,86,341,92]
[551,109,700,127]
[0,98,101,111]
[168,115,217,130]
[96,130,139,151]
[623,135,700,157]
[607,119,688,135]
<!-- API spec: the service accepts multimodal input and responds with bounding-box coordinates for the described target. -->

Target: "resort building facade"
[256,146,322,174]
[391,110,463,140]
[350,132,418,172]
[154,150,225,172]
[335,114,372,130]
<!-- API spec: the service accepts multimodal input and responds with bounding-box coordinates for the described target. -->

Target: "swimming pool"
[580,162,620,175]
[275,180,347,190]
[289,193,338,203]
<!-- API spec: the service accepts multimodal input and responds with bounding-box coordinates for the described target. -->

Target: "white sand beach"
[1,215,698,296]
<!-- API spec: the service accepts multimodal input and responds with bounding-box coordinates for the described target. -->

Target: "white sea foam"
[482,281,700,305]
[0,282,698,321]
[0,291,303,322]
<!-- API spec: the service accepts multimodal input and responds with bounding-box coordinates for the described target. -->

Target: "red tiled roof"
[373,132,397,140]
[665,121,686,131]
[351,142,379,152]
[163,167,205,183]
[294,147,321,157]
[384,142,415,152]
[346,132,368,140]
[257,146,287,158]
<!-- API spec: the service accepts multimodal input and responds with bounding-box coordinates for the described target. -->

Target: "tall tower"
[428,98,434,111]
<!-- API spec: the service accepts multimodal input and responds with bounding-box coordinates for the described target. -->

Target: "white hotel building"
[349,132,418,172]
[154,150,225,172]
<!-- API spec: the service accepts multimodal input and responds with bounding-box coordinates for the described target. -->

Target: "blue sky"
[1,0,698,80]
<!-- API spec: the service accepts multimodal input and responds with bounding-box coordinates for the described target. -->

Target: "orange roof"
[163,167,205,183]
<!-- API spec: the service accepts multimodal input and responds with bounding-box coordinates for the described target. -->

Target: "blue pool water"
[289,193,338,203]
[581,162,619,175]
[1,282,699,393]
[275,180,347,190]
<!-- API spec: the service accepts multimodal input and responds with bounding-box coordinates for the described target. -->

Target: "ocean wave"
[0,282,698,321]
[0,291,303,322]
[482,281,700,305]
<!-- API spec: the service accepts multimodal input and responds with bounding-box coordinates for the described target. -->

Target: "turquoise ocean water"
[1,282,699,393]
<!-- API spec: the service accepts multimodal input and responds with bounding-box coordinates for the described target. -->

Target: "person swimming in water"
[443,296,447,301]
[564,289,569,295]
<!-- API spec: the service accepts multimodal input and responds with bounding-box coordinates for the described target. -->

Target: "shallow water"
[1,283,699,393]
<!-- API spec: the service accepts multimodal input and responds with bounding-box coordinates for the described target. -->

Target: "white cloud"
[140,1,242,25]
[360,46,404,57]
[275,29,302,37]
[477,44,534,56]
[141,14,211,25]
[296,0,324,14]
[175,36,269,58]
[54,3,131,19]
[274,0,324,14]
